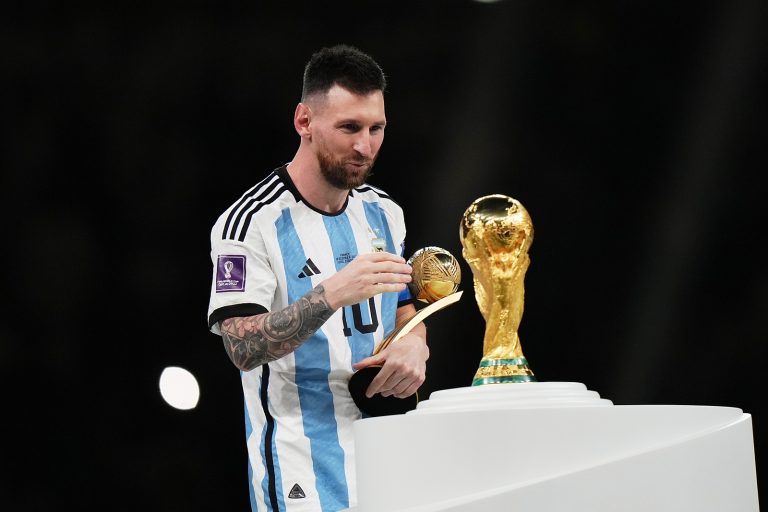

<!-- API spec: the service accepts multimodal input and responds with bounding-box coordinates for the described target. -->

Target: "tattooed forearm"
[219,285,336,371]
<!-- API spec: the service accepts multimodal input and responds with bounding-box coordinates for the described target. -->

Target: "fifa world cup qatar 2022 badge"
[216,255,246,292]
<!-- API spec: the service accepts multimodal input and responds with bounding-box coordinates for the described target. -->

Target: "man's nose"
[353,132,372,157]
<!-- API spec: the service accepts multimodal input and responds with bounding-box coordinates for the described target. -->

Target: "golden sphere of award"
[407,246,462,303]
[460,194,536,385]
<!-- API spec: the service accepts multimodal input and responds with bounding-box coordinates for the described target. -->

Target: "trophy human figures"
[460,194,536,385]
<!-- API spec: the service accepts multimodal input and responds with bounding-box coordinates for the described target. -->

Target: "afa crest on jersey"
[369,227,386,252]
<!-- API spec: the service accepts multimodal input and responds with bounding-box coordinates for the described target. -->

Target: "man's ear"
[294,103,312,139]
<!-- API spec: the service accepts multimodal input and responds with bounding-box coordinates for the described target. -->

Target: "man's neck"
[286,152,349,214]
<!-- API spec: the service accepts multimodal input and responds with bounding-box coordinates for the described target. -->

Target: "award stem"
[373,291,463,355]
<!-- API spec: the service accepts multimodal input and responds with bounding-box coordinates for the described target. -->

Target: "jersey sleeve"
[207,221,276,335]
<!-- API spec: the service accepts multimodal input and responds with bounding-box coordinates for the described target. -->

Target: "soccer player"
[206,44,428,512]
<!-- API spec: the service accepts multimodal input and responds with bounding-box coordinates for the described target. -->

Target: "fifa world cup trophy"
[460,194,536,385]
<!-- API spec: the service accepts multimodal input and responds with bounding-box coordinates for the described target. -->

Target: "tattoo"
[220,285,335,371]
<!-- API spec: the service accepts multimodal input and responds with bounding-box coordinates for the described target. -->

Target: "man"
[206,44,428,512]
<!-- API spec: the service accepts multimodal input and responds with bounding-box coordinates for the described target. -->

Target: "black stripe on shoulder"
[234,184,296,242]
[222,171,280,240]
[352,183,400,210]
[354,184,405,210]
[353,184,392,200]
[228,181,287,241]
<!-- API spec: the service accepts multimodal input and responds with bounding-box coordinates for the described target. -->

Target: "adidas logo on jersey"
[288,483,306,499]
[297,258,321,278]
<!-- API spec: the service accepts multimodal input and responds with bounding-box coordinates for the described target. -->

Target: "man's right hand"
[321,252,412,310]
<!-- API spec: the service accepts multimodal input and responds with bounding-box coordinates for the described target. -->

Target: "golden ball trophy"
[348,246,463,416]
[407,246,462,303]
[460,194,536,385]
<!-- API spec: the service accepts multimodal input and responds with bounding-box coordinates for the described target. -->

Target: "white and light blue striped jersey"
[207,164,412,512]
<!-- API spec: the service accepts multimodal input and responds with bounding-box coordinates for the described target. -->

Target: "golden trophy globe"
[407,246,462,303]
[460,194,536,385]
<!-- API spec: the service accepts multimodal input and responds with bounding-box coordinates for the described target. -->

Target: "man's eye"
[341,124,359,132]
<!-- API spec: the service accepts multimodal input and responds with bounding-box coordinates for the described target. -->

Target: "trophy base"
[472,357,536,386]
[347,383,759,511]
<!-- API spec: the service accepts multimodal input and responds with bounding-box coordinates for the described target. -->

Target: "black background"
[3,0,766,510]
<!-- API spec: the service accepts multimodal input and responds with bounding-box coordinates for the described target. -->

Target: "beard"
[317,149,377,190]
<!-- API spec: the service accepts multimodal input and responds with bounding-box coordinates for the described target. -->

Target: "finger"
[391,376,416,397]
[352,354,384,370]
[394,379,422,399]
[370,263,412,277]
[369,271,412,285]
[366,365,400,397]
[380,375,409,397]
[374,282,407,294]
[380,360,424,397]
[386,372,421,397]
[368,367,414,398]
[360,252,406,263]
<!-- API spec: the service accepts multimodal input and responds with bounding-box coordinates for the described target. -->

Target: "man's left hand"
[352,331,429,399]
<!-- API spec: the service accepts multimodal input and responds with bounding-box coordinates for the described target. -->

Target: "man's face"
[309,85,386,190]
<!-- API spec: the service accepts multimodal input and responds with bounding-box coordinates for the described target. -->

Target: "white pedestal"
[346,382,760,512]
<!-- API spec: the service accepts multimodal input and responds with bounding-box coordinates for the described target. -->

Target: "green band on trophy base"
[471,357,537,386]
[472,375,537,386]
[477,358,530,368]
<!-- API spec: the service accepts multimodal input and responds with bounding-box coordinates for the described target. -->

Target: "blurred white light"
[159,366,200,410]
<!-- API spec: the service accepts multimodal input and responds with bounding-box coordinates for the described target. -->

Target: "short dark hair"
[301,44,387,101]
